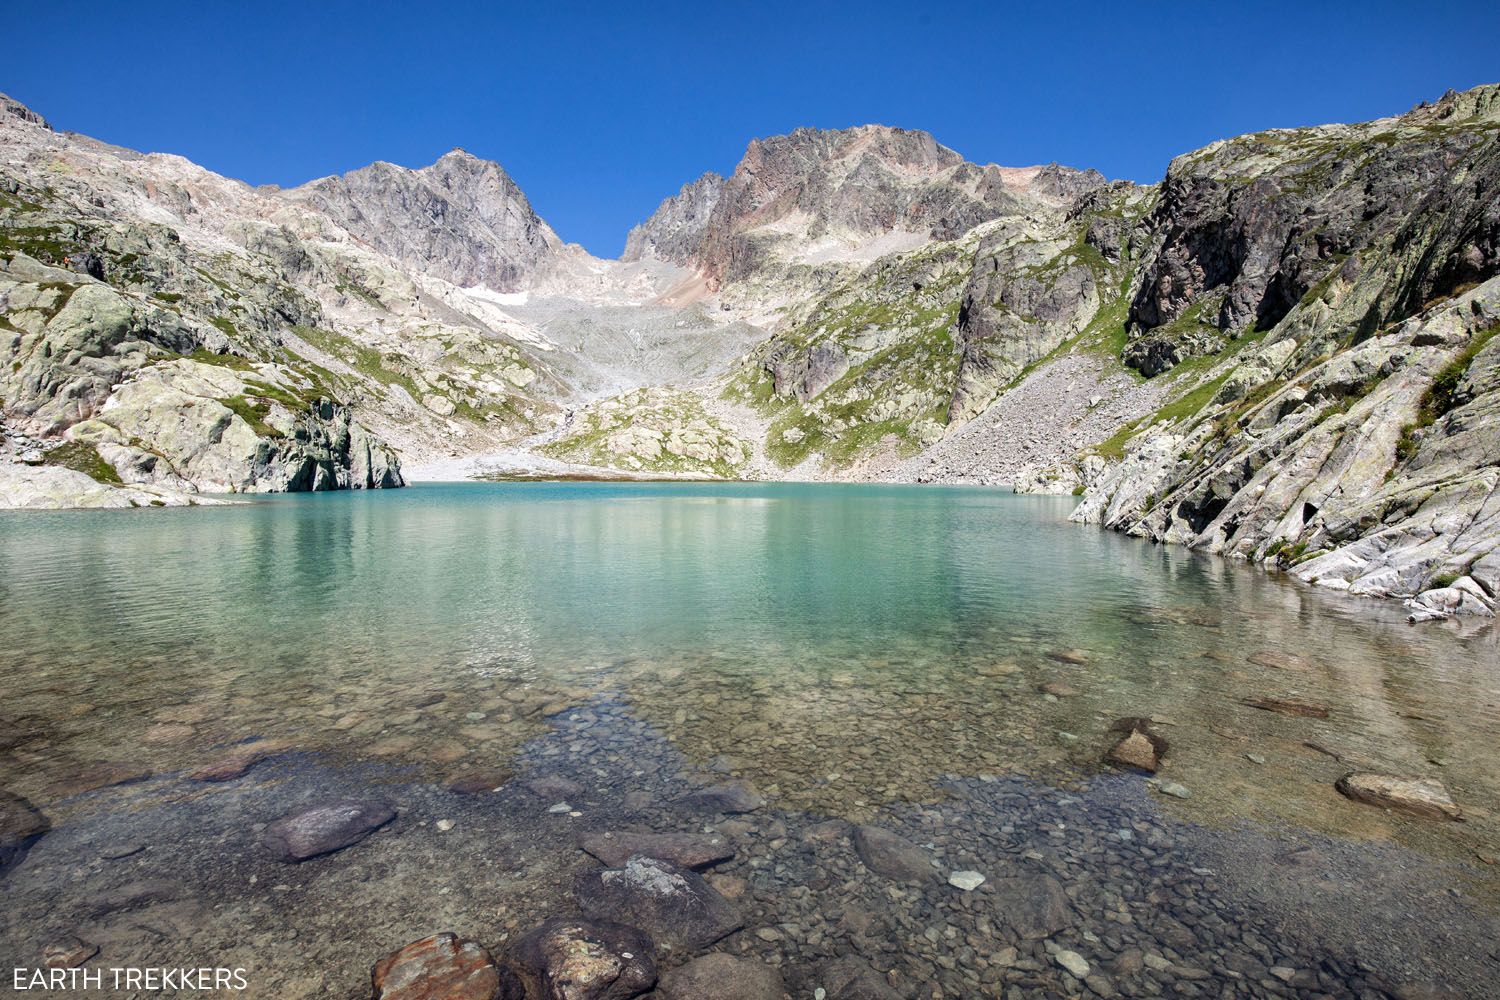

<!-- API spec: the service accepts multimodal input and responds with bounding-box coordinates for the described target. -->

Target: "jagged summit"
[625,122,1107,288]
[287,148,560,292]
[1,93,49,130]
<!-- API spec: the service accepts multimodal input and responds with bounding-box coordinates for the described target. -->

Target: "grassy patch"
[41,441,122,484]
[218,395,284,438]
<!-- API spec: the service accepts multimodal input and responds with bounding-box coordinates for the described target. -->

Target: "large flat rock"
[580,831,733,870]
[852,825,935,882]
[657,953,784,1000]
[575,856,741,953]
[263,799,396,862]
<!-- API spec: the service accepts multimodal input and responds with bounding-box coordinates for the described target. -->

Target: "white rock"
[947,870,985,891]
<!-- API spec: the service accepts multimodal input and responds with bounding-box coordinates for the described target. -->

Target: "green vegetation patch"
[41,440,122,484]
[218,395,284,438]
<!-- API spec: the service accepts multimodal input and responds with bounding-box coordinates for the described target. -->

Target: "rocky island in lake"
[3,9,1500,1000]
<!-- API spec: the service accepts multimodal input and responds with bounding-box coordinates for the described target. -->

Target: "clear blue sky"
[8,1,1498,257]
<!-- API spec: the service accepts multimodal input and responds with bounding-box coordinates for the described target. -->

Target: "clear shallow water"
[2,482,1499,997]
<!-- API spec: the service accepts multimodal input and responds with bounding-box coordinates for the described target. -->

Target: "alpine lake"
[2,482,1498,998]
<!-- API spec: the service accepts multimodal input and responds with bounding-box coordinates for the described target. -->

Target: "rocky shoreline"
[4,681,1497,1000]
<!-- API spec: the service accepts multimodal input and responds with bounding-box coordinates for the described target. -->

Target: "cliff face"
[621,172,724,265]
[1066,87,1500,608]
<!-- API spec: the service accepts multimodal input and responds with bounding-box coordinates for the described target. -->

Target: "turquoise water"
[3,483,1499,997]
[3,481,1498,822]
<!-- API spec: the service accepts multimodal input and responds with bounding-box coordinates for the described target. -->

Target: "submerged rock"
[0,791,49,874]
[42,936,97,970]
[851,825,936,882]
[189,739,291,782]
[1105,718,1168,773]
[1241,696,1330,719]
[372,933,520,1000]
[447,769,515,795]
[524,774,584,800]
[678,779,764,814]
[575,856,741,952]
[988,874,1074,939]
[263,799,396,862]
[656,953,784,1000]
[512,917,656,1000]
[1247,650,1315,671]
[580,831,733,870]
[815,955,903,999]
[1335,773,1462,820]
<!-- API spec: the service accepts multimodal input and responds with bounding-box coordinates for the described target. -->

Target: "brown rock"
[1107,731,1162,773]
[447,769,514,795]
[656,953,784,1000]
[51,763,152,797]
[580,831,733,870]
[1247,650,1314,671]
[189,740,291,782]
[704,873,748,900]
[1241,697,1329,719]
[42,936,97,969]
[513,917,656,1000]
[1335,773,1462,820]
[372,933,519,1000]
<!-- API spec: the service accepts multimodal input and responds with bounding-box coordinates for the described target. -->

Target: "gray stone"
[580,831,733,870]
[656,953,784,1000]
[574,856,741,953]
[262,799,395,862]
[851,825,935,882]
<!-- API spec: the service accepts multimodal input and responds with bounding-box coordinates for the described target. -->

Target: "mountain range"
[1,85,1497,616]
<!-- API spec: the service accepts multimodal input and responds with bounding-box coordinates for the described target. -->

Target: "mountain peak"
[0,93,49,130]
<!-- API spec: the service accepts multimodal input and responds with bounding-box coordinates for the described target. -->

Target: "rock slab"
[0,791,49,873]
[852,825,935,882]
[1335,773,1462,820]
[263,799,396,862]
[580,831,734,870]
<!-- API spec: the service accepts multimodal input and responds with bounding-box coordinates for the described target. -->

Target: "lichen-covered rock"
[512,917,656,1000]
[574,856,741,953]
[579,831,733,870]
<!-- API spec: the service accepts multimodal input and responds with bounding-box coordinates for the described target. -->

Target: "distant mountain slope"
[287,149,561,292]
